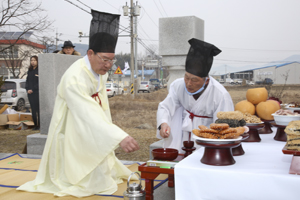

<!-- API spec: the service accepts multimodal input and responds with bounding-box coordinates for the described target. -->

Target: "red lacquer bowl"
[152,148,178,161]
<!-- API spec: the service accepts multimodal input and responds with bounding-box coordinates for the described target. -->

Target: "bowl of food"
[152,148,178,161]
[272,110,300,126]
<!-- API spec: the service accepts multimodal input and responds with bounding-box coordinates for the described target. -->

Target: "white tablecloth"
[175,128,300,200]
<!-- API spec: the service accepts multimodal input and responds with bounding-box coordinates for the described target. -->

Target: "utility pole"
[55,30,62,50]
[130,0,134,96]
[123,1,141,97]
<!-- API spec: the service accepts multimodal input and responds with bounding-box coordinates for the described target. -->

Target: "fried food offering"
[192,124,246,139]
[243,112,262,123]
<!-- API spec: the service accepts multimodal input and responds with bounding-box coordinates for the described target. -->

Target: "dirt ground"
[0,84,299,162]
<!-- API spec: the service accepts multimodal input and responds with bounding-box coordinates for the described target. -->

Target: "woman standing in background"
[26,55,40,130]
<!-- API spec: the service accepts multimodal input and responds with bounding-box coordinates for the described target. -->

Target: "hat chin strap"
[184,77,207,96]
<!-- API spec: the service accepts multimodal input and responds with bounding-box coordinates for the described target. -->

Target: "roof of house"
[0,31,46,49]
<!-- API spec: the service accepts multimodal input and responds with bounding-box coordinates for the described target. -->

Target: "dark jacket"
[57,50,81,56]
[26,67,39,93]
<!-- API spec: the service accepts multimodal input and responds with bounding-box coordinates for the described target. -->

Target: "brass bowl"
[152,148,178,161]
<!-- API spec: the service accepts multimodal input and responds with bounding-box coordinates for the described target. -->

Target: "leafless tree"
[0,0,53,53]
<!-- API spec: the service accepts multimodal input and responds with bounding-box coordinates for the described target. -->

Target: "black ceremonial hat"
[89,10,120,53]
[185,38,221,77]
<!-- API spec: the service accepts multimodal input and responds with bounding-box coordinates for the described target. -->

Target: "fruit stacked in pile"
[234,87,281,120]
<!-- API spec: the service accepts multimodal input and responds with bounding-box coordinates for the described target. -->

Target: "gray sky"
[38,0,300,74]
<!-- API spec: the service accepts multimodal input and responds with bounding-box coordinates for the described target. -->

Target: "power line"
[152,0,165,17]
[75,0,92,9]
[141,7,158,28]
[158,0,168,17]
[63,0,90,14]
[100,0,119,10]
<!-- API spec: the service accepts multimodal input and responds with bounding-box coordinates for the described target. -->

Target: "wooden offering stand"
[270,122,287,142]
[138,154,184,200]
[232,133,249,156]
[243,124,264,142]
[196,140,241,166]
[282,146,300,175]
[182,141,196,158]
[258,120,274,134]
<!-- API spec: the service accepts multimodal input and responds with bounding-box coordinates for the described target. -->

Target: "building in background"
[0,32,46,79]
[217,62,300,85]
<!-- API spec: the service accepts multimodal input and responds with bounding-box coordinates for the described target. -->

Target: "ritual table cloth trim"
[175,128,300,200]
[0,153,168,199]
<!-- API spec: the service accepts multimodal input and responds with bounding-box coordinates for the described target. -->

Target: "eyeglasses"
[96,54,117,65]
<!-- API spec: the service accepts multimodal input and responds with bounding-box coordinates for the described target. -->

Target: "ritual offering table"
[139,155,184,200]
[259,120,274,134]
[271,122,287,142]
[282,146,300,175]
[243,123,264,142]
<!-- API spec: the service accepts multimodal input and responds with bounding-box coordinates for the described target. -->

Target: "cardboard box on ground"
[0,113,34,130]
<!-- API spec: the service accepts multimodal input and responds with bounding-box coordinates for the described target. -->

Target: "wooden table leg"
[168,174,174,187]
[145,179,154,200]
[289,155,300,175]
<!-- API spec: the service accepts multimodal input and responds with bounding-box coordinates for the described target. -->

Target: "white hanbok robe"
[157,76,234,153]
[17,57,136,197]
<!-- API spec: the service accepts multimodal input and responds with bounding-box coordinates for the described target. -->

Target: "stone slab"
[39,54,81,135]
[26,133,48,155]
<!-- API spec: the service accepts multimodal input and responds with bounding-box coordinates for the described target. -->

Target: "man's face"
[62,47,74,55]
[184,72,207,93]
[87,50,115,75]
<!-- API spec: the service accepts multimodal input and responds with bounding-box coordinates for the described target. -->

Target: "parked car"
[255,78,273,85]
[247,81,255,85]
[149,79,161,90]
[106,83,124,97]
[0,79,30,111]
[138,81,155,93]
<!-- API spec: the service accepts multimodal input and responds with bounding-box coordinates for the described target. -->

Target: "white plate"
[246,122,264,126]
[192,134,242,142]
[285,106,300,111]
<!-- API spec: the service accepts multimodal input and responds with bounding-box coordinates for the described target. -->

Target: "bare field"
[1,85,299,162]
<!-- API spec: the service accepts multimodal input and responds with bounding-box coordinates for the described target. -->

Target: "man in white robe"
[17,11,139,197]
[157,38,234,152]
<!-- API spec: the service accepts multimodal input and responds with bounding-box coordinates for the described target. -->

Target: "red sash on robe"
[91,92,102,106]
[186,110,212,121]
[186,110,212,141]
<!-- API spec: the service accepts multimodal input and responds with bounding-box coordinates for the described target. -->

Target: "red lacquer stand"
[271,122,287,142]
[282,147,300,175]
[138,155,184,200]
[258,120,274,134]
[182,141,196,157]
[232,133,249,156]
[243,124,264,142]
[196,141,241,166]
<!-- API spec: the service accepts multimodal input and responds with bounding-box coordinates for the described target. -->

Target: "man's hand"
[28,90,33,94]
[120,136,139,153]
[159,123,170,138]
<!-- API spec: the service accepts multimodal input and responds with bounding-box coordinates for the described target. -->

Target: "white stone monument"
[159,16,204,89]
